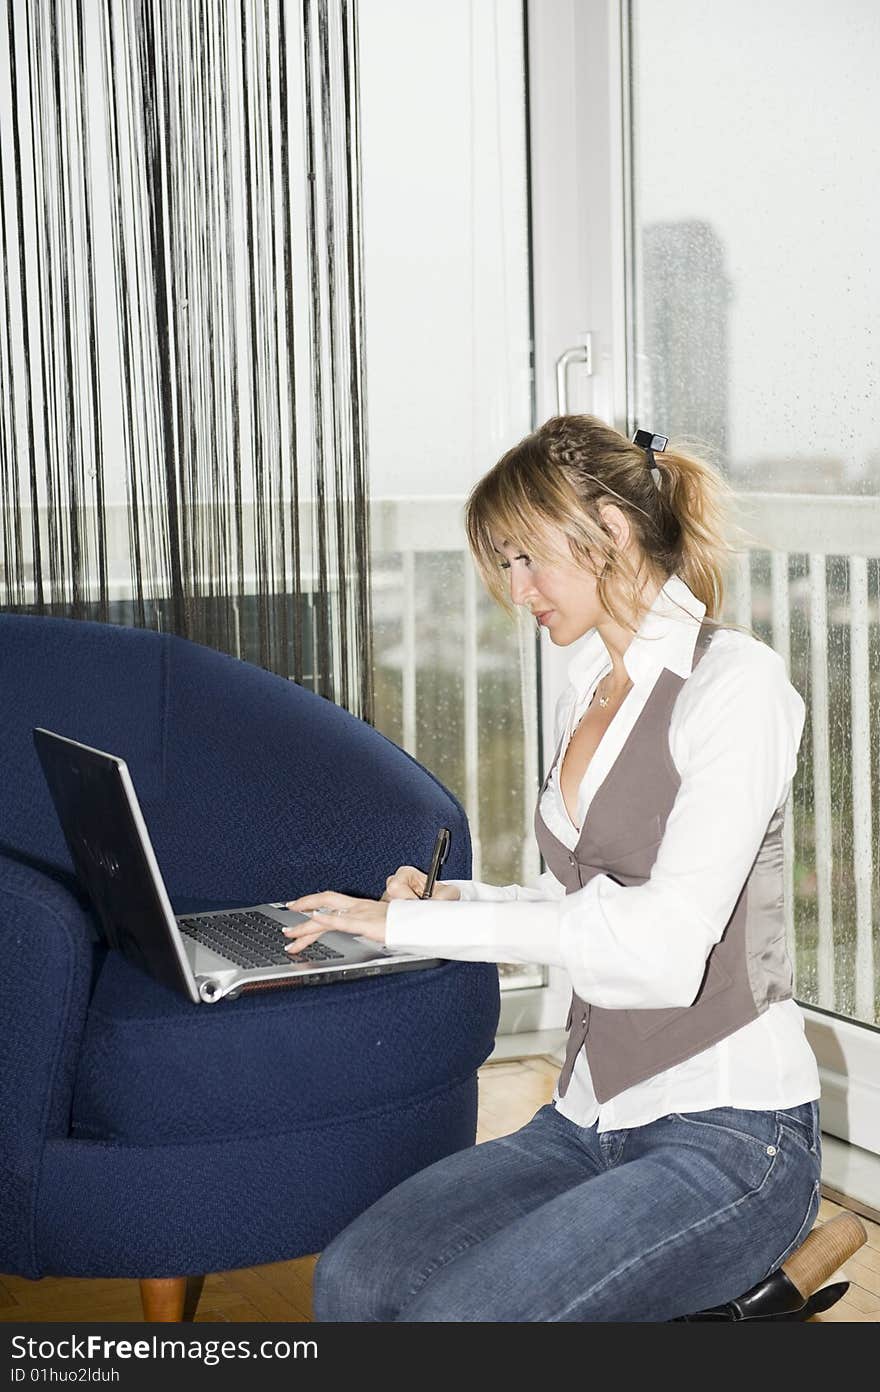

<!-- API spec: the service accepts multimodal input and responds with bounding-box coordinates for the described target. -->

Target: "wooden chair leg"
[140,1277,187,1321]
[782,1211,867,1301]
[182,1275,205,1322]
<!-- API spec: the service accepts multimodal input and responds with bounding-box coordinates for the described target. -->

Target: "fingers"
[283,927,325,955]
[282,909,353,954]
[286,891,355,914]
[283,892,350,953]
[384,866,425,900]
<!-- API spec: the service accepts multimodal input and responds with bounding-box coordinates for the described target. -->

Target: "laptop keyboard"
[178,909,346,969]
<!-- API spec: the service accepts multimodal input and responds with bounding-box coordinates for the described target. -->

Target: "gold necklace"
[596,673,629,708]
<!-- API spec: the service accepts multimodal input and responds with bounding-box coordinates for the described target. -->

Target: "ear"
[598,502,631,553]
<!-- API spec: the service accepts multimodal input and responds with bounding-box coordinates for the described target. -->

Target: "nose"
[508,561,538,608]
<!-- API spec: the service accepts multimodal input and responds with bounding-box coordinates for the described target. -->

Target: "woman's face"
[491,522,609,646]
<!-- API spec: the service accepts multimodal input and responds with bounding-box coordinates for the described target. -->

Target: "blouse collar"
[564,572,708,693]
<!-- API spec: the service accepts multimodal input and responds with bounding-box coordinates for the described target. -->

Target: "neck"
[596,568,665,686]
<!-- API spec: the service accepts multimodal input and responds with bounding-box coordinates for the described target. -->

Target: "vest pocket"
[625,957,734,1039]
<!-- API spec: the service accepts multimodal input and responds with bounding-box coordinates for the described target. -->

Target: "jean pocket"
[776,1101,820,1155]
[672,1106,778,1151]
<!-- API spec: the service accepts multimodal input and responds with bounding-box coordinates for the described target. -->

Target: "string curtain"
[0,0,373,721]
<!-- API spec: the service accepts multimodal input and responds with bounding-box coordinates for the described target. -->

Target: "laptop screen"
[33,728,197,1000]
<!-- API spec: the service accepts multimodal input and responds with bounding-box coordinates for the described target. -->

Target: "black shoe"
[672,1271,850,1322]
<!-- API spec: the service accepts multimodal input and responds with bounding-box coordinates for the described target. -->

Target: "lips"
[534,611,554,625]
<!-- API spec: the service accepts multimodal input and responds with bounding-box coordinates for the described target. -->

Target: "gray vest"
[534,620,793,1104]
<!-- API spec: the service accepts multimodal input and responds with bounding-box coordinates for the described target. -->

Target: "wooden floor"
[2,1056,878,1323]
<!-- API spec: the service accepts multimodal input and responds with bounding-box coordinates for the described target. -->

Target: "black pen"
[421,827,451,900]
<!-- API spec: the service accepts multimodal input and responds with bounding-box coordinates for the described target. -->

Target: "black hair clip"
[632,428,668,484]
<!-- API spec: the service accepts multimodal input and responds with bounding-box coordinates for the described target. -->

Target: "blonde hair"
[465,414,746,637]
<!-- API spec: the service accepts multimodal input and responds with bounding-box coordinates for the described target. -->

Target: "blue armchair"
[0,612,500,1319]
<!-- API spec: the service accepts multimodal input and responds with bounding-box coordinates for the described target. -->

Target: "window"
[527,0,880,1151]
[629,0,880,1033]
[359,2,547,1001]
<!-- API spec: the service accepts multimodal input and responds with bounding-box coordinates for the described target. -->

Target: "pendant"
[598,693,610,708]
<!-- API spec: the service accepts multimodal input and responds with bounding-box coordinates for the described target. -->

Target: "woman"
[284,414,822,1323]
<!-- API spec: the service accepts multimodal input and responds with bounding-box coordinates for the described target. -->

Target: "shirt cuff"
[385,897,565,967]
[440,874,566,903]
[442,879,476,900]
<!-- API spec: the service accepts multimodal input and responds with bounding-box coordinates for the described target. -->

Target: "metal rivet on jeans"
[766,1145,777,1156]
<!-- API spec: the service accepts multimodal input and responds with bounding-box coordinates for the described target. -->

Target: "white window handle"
[555,334,593,415]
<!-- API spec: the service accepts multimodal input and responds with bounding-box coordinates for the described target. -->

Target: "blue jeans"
[313,1099,822,1322]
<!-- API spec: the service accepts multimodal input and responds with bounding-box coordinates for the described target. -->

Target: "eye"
[499,553,531,571]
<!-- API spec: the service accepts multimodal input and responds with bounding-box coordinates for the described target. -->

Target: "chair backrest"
[0,612,472,906]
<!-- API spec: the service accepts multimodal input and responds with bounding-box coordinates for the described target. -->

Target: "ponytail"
[651,445,741,619]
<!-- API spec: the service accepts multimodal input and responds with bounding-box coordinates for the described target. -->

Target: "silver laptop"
[33,727,443,1004]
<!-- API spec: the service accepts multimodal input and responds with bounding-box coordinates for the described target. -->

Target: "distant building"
[640,220,731,469]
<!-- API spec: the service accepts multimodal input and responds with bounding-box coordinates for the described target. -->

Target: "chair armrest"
[0,854,95,1277]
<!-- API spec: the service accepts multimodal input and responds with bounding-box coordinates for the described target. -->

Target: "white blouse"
[385,573,821,1132]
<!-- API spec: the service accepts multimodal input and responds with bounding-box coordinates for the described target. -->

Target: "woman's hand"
[283,866,460,956]
[283,892,388,954]
[381,866,461,902]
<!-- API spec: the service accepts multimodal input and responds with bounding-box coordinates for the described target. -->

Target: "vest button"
[568,854,575,865]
